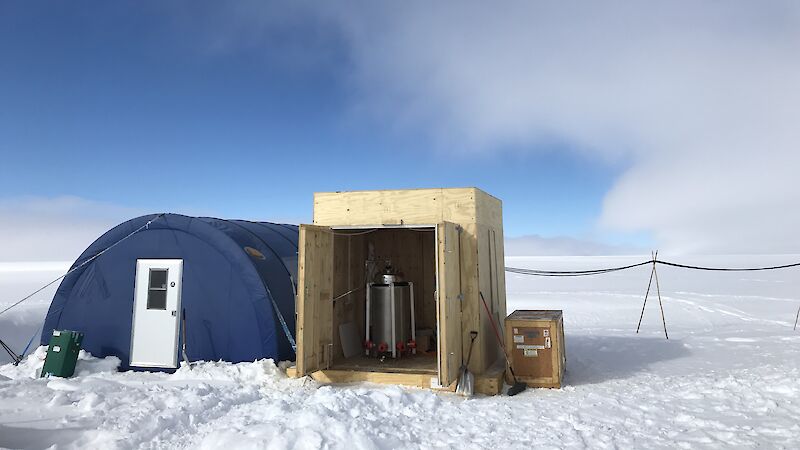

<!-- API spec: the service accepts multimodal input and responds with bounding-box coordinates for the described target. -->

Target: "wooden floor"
[332,353,438,374]
[286,354,506,395]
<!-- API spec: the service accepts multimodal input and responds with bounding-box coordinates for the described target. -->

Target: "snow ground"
[1,255,799,449]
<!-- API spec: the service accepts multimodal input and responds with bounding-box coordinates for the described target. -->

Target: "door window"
[147,268,168,310]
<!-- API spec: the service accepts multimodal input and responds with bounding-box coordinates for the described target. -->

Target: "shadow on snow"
[564,334,690,386]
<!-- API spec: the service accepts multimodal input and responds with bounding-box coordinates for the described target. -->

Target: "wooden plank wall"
[330,229,436,365]
[363,229,436,331]
[459,224,505,373]
[471,223,507,371]
[493,223,508,337]
[473,190,507,372]
[331,233,365,362]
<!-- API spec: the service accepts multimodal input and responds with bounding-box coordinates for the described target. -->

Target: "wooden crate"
[505,310,566,388]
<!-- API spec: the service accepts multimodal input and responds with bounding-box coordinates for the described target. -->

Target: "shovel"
[456,331,479,396]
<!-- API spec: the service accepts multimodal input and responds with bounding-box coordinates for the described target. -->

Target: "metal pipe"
[365,282,372,356]
[409,281,416,355]
[390,282,396,358]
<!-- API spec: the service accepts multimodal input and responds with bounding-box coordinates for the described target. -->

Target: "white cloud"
[0,196,297,262]
[0,196,142,262]
[314,1,800,253]
[505,235,643,257]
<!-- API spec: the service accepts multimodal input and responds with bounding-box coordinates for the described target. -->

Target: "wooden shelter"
[291,188,507,394]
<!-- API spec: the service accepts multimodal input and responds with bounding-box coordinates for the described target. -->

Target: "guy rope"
[506,253,800,338]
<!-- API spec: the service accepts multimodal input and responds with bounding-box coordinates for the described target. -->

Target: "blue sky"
[2,2,798,259]
[0,2,622,239]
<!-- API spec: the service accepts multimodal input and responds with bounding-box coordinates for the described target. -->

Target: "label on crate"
[517,344,545,350]
[545,337,551,349]
[513,335,524,343]
[543,329,550,337]
[513,328,519,334]
[52,345,61,352]
[523,349,538,357]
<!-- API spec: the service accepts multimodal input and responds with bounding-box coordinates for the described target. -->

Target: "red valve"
[407,340,417,349]
[396,342,406,352]
[363,340,374,349]
[378,342,388,353]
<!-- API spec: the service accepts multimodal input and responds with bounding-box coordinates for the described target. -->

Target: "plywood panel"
[472,189,505,370]
[331,232,368,362]
[437,221,463,386]
[473,223,493,372]
[473,227,507,373]
[313,188,481,227]
[441,188,477,224]
[459,223,481,372]
[492,227,507,336]
[474,188,503,228]
[296,225,334,375]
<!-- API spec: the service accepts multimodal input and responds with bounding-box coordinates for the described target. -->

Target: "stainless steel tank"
[366,282,415,358]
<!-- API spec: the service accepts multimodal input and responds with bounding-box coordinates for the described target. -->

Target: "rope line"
[654,260,800,272]
[506,261,651,277]
[0,213,166,318]
[0,337,21,364]
[506,258,800,277]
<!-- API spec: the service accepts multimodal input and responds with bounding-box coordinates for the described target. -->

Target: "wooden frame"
[295,188,507,393]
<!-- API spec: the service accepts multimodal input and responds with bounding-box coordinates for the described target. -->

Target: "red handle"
[480,292,506,352]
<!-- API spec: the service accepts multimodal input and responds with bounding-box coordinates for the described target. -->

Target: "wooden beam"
[313,188,485,227]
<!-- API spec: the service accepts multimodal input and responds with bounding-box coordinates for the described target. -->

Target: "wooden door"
[296,225,334,375]
[437,221,463,386]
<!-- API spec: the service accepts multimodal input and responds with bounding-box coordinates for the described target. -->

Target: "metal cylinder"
[369,282,411,357]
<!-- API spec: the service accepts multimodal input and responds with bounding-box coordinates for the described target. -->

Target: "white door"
[130,259,183,368]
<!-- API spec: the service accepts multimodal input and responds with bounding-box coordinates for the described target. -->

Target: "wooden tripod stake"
[636,251,669,339]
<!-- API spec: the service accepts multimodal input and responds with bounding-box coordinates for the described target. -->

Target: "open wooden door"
[437,221,463,387]
[296,224,334,376]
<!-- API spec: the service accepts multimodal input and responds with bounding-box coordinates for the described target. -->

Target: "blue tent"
[41,213,298,370]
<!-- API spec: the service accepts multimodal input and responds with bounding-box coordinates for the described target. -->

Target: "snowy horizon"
[2,255,799,448]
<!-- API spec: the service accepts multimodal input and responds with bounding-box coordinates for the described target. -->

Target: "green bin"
[41,330,84,378]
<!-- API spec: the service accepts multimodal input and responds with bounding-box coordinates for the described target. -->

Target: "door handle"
[171,310,177,317]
